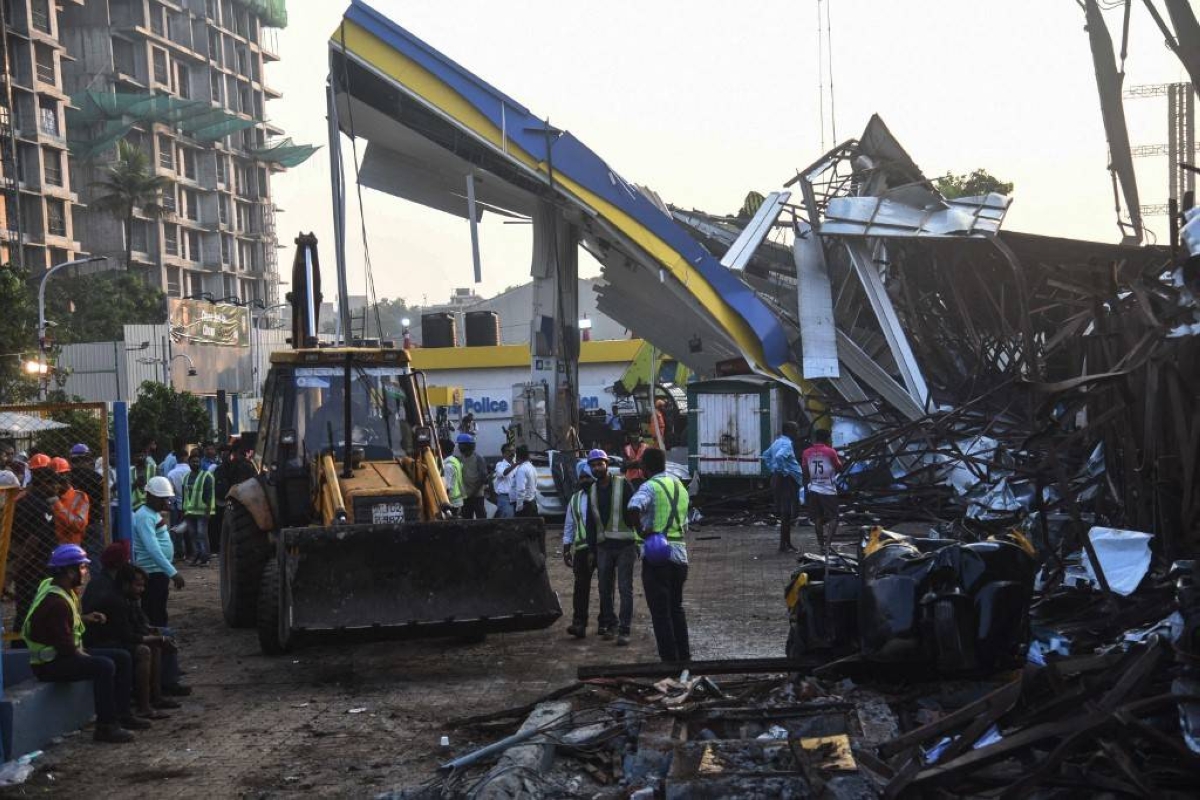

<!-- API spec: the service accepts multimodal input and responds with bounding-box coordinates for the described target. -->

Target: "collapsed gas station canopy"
[329,0,802,385]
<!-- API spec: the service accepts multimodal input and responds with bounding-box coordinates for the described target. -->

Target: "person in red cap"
[51,456,89,546]
[12,454,60,630]
[23,544,147,743]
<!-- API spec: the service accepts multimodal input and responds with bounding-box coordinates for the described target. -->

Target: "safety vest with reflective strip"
[183,469,214,516]
[22,579,84,666]
[444,456,463,504]
[589,477,638,543]
[647,474,688,541]
[131,458,156,510]
[568,491,588,552]
[53,488,89,545]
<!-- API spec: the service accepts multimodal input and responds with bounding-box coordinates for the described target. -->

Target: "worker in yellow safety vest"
[625,447,690,662]
[22,543,147,742]
[562,464,598,639]
[584,449,638,646]
[182,450,215,566]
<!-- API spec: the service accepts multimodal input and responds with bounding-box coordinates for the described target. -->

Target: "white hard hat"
[146,476,175,498]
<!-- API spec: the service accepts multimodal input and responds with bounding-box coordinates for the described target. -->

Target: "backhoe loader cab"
[219,236,560,654]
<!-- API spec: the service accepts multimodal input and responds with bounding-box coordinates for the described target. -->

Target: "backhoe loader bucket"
[261,518,561,650]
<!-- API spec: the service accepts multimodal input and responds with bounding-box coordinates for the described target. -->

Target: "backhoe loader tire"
[220,500,270,628]
[257,558,291,655]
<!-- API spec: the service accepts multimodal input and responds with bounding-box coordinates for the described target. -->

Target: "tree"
[128,381,213,449]
[0,263,38,403]
[44,271,165,343]
[934,169,1013,200]
[89,140,172,273]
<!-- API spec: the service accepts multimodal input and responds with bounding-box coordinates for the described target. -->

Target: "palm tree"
[89,140,172,273]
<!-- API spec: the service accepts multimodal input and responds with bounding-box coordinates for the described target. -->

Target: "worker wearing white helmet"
[132,475,185,628]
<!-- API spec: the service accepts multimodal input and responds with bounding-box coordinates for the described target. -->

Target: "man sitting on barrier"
[22,544,150,743]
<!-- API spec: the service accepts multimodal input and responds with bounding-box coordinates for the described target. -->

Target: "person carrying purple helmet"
[22,544,148,742]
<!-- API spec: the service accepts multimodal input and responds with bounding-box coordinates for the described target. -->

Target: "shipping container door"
[697,391,763,476]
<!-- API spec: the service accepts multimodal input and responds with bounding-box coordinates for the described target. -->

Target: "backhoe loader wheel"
[257,558,291,655]
[220,500,270,628]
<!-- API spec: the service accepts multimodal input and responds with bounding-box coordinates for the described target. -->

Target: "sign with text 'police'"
[457,395,602,416]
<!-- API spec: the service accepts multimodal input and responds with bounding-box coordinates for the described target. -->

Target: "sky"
[267,0,1193,307]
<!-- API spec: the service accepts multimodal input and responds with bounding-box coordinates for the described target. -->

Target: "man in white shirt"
[509,445,539,517]
[491,442,517,519]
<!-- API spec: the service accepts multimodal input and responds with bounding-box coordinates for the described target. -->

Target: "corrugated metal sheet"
[695,390,765,476]
[58,341,126,402]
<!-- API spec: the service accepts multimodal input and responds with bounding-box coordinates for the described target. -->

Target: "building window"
[221,233,232,264]
[177,65,190,99]
[218,195,229,225]
[46,198,65,236]
[38,100,58,136]
[150,3,166,37]
[209,71,221,104]
[166,267,181,296]
[113,38,136,77]
[152,48,168,85]
[215,156,227,185]
[183,188,198,220]
[185,230,200,261]
[130,219,148,252]
[164,224,178,256]
[157,134,173,170]
[49,247,69,267]
[34,46,54,85]
[181,148,197,180]
[31,0,51,34]
[188,271,203,296]
[42,148,62,186]
[161,185,177,215]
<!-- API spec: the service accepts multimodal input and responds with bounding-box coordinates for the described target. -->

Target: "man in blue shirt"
[762,422,803,554]
[132,477,185,628]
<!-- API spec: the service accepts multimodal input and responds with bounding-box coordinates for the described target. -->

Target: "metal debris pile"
[382,555,1199,799]
[674,116,1200,561]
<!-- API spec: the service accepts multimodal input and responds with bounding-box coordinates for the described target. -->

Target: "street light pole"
[38,255,107,351]
[35,255,107,397]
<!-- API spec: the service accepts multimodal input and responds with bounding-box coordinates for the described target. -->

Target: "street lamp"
[39,256,108,351]
[35,255,107,397]
[401,317,412,350]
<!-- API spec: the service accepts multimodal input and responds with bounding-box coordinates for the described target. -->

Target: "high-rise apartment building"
[59,0,307,306]
[0,0,84,272]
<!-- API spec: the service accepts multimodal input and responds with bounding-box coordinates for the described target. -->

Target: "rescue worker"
[68,443,105,551]
[491,442,517,519]
[130,438,157,511]
[587,449,638,646]
[625,448,690,663]
[12,454,60,629]
[562,464,598,638]
[182,450,214,566]
[441,438,463,514]
[455,433,489,520]
[652,399,668,445]
[801,428,844,550]
[51,457,89,546]
[762,422,802,553]
[510,445,539,517]
[133,477,185,627]
[23,544,145,742]
[622,433,648,487]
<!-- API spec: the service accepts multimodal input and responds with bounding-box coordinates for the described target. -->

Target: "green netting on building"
[67,90,265,156]
[236,0,287,29]
[249,137,320,168]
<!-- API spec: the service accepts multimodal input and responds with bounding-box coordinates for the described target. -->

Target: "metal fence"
[0,403,111,642]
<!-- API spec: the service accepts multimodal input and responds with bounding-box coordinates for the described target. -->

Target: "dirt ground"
[1,520,816,798]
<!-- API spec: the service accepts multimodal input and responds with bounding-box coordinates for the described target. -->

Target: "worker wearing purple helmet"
[23,544,148,742]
